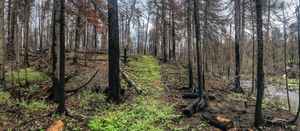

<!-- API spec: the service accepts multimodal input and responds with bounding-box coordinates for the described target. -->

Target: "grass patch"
[227,93,290,113]
[266,76,299,89]
[89,56,176,130]
[96,54,108,61]
[18,99,49,112]
[77,91,107,110]
[5,68,49,84]
[226,93,248,102]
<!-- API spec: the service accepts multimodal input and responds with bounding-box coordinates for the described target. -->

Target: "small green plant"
[18,99,49,112]
[226,93,248,102]
[0,91,13,107]
[77,91,106,110]
[5,68,49,84]
[96,55,108,61]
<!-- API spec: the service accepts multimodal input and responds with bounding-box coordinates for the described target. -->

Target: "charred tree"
[56,0,67,114]
[0,0,4,83]
[187,0,193,90]
[234,0,243,93]
[193,0,203,98]
[108,0,122,103]
[254,0,265,127]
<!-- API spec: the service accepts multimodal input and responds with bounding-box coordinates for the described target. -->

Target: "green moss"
[5,68,49,84]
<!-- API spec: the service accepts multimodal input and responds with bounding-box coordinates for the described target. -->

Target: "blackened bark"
[56,0,67,114]
[187,0,193,90]
[193,0,203,98]
[171,6,176,60]
[108,0,121,103]
[234,0,243,93]
[254,0,265,127]
[162,0,167,63]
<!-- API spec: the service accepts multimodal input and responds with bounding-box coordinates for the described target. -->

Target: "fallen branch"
[120,68,142,94]
[65,70,99,94]
[121,69,137,87]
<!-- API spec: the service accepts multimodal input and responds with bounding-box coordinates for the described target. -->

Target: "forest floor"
[0,54,299,130]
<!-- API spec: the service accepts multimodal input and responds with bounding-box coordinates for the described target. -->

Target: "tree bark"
[234,0,243,93]
[0,0,4,83]
[108,0,121,103]
[290,3,300,124]
[187,0,193,90]
[254,0,265,127]
[283,2,291,110]
[56,0,67,114]
[193,0,203,98]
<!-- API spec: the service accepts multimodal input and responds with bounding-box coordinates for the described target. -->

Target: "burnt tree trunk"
[108,0,121,103]
[254,0,265,127]
[56,0,67,114]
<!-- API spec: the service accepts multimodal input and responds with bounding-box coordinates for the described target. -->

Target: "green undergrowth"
[266,77,299,89]
[226,93,290,113]
[89,56,176,131]
[96,54,108,61]
[77,91,107,110]
[5,68,49,84]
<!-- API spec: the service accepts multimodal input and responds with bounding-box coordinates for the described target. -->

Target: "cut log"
[47,120,64,131]
[182,98,201,117]
[182,93,199,99]
[202,113,234,130]
[215,116,234,129]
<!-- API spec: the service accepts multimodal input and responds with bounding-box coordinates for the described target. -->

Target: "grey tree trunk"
[0,0,5,83]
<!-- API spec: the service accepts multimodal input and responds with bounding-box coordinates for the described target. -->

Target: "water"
[241,80,299,112]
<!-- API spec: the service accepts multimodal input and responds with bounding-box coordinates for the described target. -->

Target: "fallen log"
[182,93,199,99]
[120,68,142,94]
[120,69,137,87]
[202,113,234,130]
[197,100,208,111]
[182,98,201,117]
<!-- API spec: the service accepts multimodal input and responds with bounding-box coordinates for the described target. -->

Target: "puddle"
[241,80,299,112]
